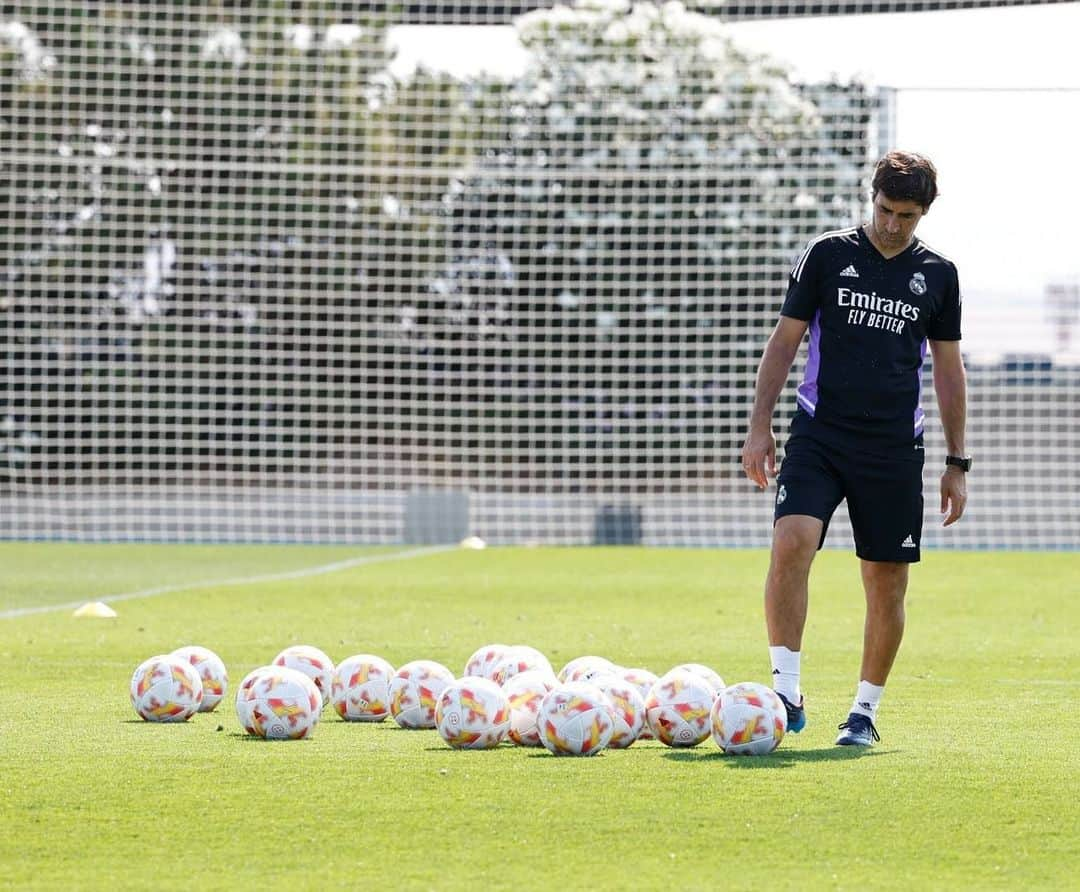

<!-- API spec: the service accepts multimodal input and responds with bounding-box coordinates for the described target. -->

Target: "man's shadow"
[662,746,892,768]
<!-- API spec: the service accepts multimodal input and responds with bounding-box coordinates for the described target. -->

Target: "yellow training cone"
[72,601,118,618]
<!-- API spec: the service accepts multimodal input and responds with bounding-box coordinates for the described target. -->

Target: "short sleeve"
[927,262,962,341]
[781,238,824,320]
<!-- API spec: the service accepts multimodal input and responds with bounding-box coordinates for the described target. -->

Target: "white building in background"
[1046,280,1080,354]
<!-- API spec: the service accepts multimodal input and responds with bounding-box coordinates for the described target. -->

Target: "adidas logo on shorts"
[839,265,860,278]
[901,535,917,548]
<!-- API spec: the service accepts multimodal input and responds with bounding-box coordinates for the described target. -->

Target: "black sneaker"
[776,692,805,733]
[835,712,880,746]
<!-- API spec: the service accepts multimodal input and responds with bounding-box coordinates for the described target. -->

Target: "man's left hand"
[940,468,967,527]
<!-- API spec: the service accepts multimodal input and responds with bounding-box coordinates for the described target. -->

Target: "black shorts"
[774,430,925,563]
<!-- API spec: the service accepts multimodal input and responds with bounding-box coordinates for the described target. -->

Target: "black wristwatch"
[945,455,972,472]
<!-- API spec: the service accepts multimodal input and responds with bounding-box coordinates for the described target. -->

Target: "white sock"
[851,681,885,720]
[769,645,801,704]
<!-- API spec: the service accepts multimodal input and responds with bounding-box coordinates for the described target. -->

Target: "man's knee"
[772,516,822,565]
[862,560,909,601]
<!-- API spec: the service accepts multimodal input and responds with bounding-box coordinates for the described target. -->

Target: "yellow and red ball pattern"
[130,654,204,723]
[388,659,455,729]
[503,670,558,746]
[644,668,715,748]
[435,677,511,750]
[272,645,334,711]
[594,675,646,748]
[463,644,511,681]
[235,666,274,735]
[243,667,321,741]
[331,654,395,722]
[537,682,614,757]
[711,681,787,756]
[171,645,228,713]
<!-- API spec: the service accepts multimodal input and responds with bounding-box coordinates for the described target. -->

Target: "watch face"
[947,456,971,471]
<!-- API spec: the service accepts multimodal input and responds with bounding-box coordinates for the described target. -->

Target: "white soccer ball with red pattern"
[331,654,395,722]
[644,668,715,747]
[593,674,646,748]
[272,645,334,710]
[244,667,322,740]
[464,644,511,680]
[557,655,618,684]
[537,682,615,756]
[130,654,204,722]
[620,667,658,739]
[234,666,274,735]
[435,677,511,749]
[503,670,558,746]
[672,662,725,695]
[711,681,787,756]
[389,660,455,729]
[171,645,228,713]
[491,645,556,686]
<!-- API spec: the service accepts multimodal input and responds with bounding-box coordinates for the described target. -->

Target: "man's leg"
[859,559,909,686]
[836,559,909,746]
[765,514,822,650]
[765,514,822,732]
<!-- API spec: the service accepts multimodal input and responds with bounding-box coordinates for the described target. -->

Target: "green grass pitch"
[1,543,1077,889]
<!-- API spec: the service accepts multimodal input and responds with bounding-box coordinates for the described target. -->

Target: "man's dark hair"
[872,151,939,210]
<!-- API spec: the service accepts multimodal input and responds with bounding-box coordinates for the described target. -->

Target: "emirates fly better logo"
[837,286,920,335]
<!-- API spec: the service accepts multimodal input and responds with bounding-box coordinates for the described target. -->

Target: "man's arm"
[741,316,809,490]
[929,338,968,526]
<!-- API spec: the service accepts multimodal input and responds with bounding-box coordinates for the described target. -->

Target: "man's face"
[870,193,926,250]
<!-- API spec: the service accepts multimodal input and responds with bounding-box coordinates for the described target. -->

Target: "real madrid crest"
[909,272,927,296]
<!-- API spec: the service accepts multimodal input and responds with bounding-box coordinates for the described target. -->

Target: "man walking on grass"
[741,151,970,746]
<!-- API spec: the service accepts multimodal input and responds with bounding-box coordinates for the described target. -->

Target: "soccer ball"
[644,668,715,747]
[435,677,511,749]
[537,682,615,756]
[171,645,228,713]
[558,655,618,684]
[272,645,334,710]
[463,643,511,680]
[331,654,395,722]
[235,666,274,735]
[244,667,322,740]
[491,645,556,687]
[389,660,455,729]
[672,662,725,695]
[620,667,658,740]
[593,674,646,749]
[130,654,204,722]
[503,670,557,746]
[711,682,787,756]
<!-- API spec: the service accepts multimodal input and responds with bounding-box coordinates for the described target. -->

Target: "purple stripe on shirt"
[914,338,928,434]
[796,311,821,416]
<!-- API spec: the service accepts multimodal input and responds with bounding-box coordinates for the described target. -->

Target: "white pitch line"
[0,545,455,620]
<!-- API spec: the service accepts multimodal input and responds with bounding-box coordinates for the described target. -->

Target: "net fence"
[2,1,1078,547]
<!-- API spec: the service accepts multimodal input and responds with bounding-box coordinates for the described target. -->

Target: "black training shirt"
[781,226,962,452]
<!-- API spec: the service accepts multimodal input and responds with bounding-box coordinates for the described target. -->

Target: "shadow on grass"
[422,744,519,754]
[661,746,893,767]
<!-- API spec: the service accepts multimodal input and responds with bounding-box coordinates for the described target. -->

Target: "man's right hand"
[741,426,777,490]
